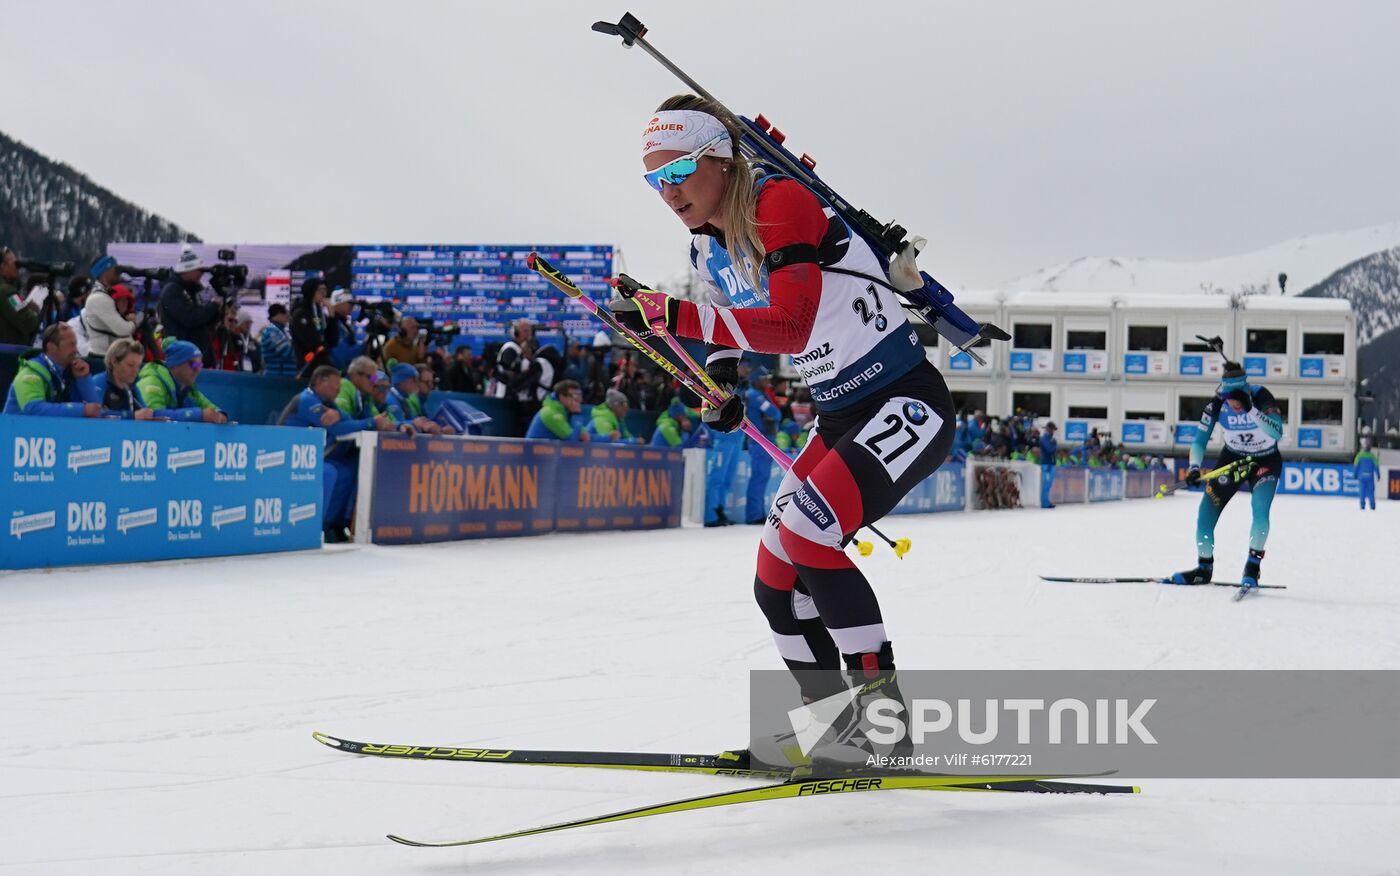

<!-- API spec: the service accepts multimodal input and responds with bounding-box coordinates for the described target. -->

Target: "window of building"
[1066,330,1107,351]
[1127,325,1168,351]
[1245,328,1288,354]
[1178,396,1214,420]
[1302,332,1345,355]
[1012,392,1052,418]
[1013,323,1052,349]
[951,390,988,416]
[1068,406,1108,419]
[1301,398,1343,424]
[1124,410,1165,421]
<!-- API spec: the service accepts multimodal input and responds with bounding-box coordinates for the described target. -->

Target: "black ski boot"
[810,642,913,773]
[1168,557,1213,585]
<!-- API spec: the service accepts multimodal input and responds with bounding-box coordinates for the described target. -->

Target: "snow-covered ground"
[3,495,1397,874]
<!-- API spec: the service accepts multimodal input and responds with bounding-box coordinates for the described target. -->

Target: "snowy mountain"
[1001,221,1400,298]
[0,129,197,265]
[1300,247,1400,345]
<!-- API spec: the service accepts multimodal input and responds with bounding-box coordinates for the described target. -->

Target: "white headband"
[641,110,733,158]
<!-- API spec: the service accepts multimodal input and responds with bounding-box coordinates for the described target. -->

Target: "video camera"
[207,249,249,298]
[353,299,398,335]
[419,317,462,347]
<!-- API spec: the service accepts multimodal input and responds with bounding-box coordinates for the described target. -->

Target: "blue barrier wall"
[2,417,323,570]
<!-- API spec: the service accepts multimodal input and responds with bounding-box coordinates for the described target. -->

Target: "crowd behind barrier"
[3,243,1390,568]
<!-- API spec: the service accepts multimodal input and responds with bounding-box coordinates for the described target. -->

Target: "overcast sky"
[8,0,1399,288]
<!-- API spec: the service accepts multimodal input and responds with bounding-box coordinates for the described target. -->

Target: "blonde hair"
[104,338,144,378]
[656,95,765,292]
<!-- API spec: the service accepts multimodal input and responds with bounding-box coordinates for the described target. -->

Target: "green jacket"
[529,395,585,440]
[136,362,219,422]
[589,404,633,443]
[2,350,97,416]
[335,378,380,420]
[0,278,40,346]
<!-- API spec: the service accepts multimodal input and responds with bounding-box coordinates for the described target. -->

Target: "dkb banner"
[3,417,323,570]
[750,670,1400,778]
[554,444,684,531]
[1087,468,1125,502]
[370,436,558,543]
[890,464,966,514]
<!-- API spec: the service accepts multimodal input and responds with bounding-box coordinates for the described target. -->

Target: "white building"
[919,291,1356,460]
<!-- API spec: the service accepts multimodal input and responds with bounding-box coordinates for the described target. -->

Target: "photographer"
[0,246,48,346]
[84,256,143,357]
[2,323,101,417]
[158,246,222,361]
[445,345,483,394]
[212,307,252,372]
[382,316,426,366]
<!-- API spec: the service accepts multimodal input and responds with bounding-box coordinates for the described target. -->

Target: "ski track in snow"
[1,496,1397,874]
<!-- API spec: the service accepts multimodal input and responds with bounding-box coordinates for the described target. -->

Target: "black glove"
[1225,388,1253,412]
[702,394,745,433]
[705,355,739,390]
[1185,466,1202,487]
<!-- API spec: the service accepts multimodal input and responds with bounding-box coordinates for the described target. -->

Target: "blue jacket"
[1353,450,1380,483]
[2,352,98,416]
[90,372,150,418]
[285,387,374,452]
[1039,431,1058,465]
[744,385,781,437]
[259,323,298,377]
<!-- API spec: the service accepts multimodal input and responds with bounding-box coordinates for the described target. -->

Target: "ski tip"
[386,834,422,847]
[526,252,538,269]
[311,730,341,747]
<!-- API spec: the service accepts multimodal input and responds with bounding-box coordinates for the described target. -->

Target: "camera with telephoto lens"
[118,265,175,283]
[17,258,74,278]
[207,264,249,298]
[353,300,397,337]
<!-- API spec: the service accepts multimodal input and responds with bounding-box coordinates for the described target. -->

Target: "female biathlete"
[611,97,955,767]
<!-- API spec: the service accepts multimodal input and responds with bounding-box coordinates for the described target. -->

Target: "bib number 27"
[854,397,944,482]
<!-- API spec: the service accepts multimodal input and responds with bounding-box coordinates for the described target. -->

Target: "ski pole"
[1154,455,1255,498]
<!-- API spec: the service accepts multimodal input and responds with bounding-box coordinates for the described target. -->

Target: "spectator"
[1038,421,1059,509]
[325,289,362,371]
[0,246,48,346]
[493,318,535,399]
[259,304,297,376]
[282,365,358,543]
[563,341,589,387]
[744,367,782,524]
[385,363,443,435]
[336,356,395,433]
[2,323,100,417]
[212,308,252,372]
[525,379,590,441]
[650,397,697,448]
[444,345,483,394]
[136,340,228,424]
[590,388,643,444]
[158,246,222,361]
[61,276,92,322]
[382,316,427,366]
[414,364,439,410]
[775,418,808,455]
[92,338,154,420]
[291,279,330,374]
[84,255,141,358]
[109,285,162,363]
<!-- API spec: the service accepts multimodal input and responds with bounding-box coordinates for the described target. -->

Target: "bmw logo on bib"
[903,401,929,426]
